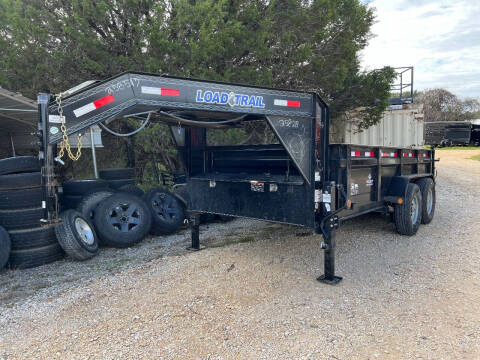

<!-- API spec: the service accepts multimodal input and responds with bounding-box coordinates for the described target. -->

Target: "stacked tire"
[0,156,63,269]
[61,179,110,210]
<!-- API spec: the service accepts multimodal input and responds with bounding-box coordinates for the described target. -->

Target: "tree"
[0,0,396,182]
[418,89,480,122]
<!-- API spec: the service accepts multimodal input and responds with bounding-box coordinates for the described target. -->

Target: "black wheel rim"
[151,193,181,224]
[108,202,142,232]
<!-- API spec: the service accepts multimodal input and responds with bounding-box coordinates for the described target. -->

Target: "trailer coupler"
[317,215,342,285]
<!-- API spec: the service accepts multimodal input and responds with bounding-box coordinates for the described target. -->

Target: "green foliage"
[0,0,396,183]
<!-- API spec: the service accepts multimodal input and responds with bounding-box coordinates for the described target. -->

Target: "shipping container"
[330,103,424,148]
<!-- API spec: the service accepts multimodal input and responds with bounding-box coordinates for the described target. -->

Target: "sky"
[360,0,480,99]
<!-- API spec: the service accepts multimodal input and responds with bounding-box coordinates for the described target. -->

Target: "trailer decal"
[195,90,265,108]
[73,94,115,117]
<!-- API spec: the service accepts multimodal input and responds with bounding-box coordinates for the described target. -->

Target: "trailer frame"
[36,72,436,283]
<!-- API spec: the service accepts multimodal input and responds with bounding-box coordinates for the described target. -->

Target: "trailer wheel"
[394,183,422,236]
[0,156,40,175]
[93,193,151,248]
[143,188,185,235]
[0,226,11,270]
[76,190,116,220]
[416,178,435,224]
[55,210,99,261]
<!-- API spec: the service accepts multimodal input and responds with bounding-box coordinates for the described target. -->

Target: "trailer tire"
[55,210,99,261]
[143,188,185,235]
[0,156,40,175]
[416,177,435,224]
[94,193,151,248]
[99,168,135,181]
[0,207,44,230]
[76,190,116,221]
[9,226,57,250]
[0,188,43,210]
[0,226,10,270]
[0,172,41,190]
[394,183,422,236]
[8,243,64,269]
[62,179,109,196]
[118,184,144,197]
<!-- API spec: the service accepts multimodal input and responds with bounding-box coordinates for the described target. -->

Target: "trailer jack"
[317,215,342,285]
[187,213,205,251]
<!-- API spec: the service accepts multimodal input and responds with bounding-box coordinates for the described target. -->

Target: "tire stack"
[61,179,110,210]
[0,156,63,269]
[99,168,136,190]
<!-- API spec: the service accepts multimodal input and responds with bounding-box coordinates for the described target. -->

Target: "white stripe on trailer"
[73,102,96,117]
[141,86,180,96]
[274,99,288,107]
[73,94,115,118]
[142,86,163,95]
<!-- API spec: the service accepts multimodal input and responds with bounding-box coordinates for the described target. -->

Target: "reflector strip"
[381,152,397,157]
[274,99,301,108]
[141,86,180,96]
[364,151,374,157]
[403,152,415,158]
[73,94,115,117]
[351,151,360,157]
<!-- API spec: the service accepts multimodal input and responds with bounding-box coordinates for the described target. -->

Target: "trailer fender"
[384,176,411,204]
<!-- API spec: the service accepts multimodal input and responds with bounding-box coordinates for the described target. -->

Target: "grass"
[435,146,479,150]
[471,155,480,161]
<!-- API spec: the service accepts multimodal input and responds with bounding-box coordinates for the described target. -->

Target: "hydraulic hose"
[98,113,151,137]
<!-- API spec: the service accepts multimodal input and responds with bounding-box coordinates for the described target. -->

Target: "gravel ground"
[0,149,479,359]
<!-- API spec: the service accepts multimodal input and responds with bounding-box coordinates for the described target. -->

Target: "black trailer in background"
[36,72,436,283]
[425,121,473,147]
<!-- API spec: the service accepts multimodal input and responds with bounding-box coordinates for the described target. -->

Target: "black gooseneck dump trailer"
[37,72,436,284]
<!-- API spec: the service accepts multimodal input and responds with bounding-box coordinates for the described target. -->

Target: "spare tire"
[107,179,135,190]
[0,226,11,270]
[9,225,57,250]
[0,207,44,230]
[99,168,135,181]
[93,193,151,248]
[118,184,144,197]
[55,210,99,261]
[0,156,40,175]
[60,195,83,211]
[0,188,43,210]
[76,189,116,221]
[143,188,185,235]
[8,243,64,269]
[0,172,42,190]
[62,179,109,196]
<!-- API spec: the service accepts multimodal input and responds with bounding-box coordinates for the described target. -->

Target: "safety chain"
[55,93,82,161]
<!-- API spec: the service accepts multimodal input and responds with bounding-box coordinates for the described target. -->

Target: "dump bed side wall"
[328,144,434,219]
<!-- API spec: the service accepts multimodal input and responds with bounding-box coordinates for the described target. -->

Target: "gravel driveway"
[0,149,479,359]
